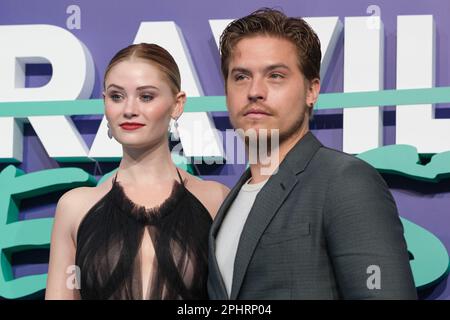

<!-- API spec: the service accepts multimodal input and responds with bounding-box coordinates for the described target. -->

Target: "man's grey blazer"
[208,132,417,299]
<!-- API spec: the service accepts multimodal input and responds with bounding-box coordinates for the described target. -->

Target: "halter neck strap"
[112,168,184,185]
[175,167,185,186]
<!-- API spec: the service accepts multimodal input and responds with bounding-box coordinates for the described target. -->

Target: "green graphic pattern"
[357,145,450,182]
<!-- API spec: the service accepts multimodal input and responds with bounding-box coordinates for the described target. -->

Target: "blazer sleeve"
[323,157,417,299]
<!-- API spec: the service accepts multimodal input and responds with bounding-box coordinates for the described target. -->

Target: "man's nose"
[247,77,266,103]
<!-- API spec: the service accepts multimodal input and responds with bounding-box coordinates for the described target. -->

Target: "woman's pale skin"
[45,58,230,299]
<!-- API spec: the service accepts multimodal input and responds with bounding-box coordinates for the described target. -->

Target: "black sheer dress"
[75,169,212,300]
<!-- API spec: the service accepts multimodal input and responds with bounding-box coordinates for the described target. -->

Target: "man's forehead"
[230,36,297,60]
[229,48,297,71]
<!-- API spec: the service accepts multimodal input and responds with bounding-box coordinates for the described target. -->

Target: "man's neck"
[248,128,309,184]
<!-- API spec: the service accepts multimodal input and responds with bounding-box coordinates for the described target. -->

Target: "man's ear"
[306,78,321,109]
[102,91,106,102]
[172,91,186,119]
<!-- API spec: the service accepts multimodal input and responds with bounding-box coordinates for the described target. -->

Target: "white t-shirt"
[215,177,269,297]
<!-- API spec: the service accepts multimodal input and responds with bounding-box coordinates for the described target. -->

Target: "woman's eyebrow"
[136,85,159,91]
[106,84,125,90]
[106,85,159,91]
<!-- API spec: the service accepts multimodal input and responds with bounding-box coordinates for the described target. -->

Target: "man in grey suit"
[208,8,417,299]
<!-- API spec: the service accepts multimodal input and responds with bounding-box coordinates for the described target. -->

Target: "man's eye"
[141,94,154,102]
[270,73,284,79]
[234,74,248,81]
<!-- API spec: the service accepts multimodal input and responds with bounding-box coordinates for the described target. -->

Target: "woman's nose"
[123,99,139,118]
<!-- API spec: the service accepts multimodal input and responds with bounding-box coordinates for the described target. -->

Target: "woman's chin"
[118,137,165,150]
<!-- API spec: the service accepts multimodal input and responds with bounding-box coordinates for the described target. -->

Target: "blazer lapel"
[208,168,251,299]
[211,168,252,238]
[229,167,298,299]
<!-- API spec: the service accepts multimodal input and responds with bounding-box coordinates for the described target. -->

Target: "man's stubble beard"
[231,111,307,151]
[229,109,308,168]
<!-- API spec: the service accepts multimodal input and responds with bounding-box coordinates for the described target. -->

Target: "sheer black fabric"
[75,169,212,300]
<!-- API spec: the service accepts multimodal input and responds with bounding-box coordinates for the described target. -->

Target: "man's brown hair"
[220,8,321,82]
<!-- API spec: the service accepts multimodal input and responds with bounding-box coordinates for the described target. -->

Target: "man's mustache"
[239,102,275,117]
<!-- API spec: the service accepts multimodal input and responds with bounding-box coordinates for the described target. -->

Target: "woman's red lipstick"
[119,122,145,130]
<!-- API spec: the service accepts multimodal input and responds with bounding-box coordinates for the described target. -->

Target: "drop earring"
[107,122,112,139]
[170,118,180,140]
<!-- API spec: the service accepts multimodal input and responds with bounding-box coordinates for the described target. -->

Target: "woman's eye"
[141,94,154,102]
[110,94,123,102]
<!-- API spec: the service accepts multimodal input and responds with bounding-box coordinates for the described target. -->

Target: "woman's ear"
[102,91,106,101]
[172,91,186,119]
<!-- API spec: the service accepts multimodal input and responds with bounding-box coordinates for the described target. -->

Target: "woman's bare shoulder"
[55,176,114,242]
[58,176,113,210]
[179,169,230,219]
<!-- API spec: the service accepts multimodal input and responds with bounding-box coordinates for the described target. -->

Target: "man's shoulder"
[312,146,378,176]
[315,145,355,161]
